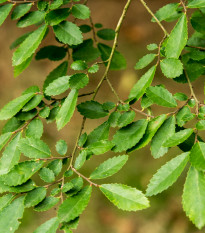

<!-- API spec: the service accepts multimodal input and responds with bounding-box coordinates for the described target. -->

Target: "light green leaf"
[90,155,128,179]
[49,0,63,10]
[22,94,43,112]
[69,73,89,90]
[11,3,32,20]
[190,142,205,171]
[0,93,36,120]
[34,196,59,212]
[53,21,83,46]
[146,152,189,196]
[12,25,47,66]
[16,11,45,28]
[24,187,47,208]
[7,179,35,193]
[117,111,136,128]
[147,43,158,51]
[47,159,62,176]
[0,196,24,233]
[134,54,156,70]
[2,117,23,134]
[26,118,43,139]
[39,107,50,118]
[88,64,99,73]
[0,4,13,26]
[163,128,193,147]
[112,119,148,152]
[151,116,175,158]
[39,167,55,183]
[146,86,177,108]
[0,194,14,212]
[10,32,32,50]
[87,140,114,155]
[182,167,205,229]
[176,106,194,127]
[196,120,205,130]
[165,14,188,59]
[45,76,70,96]
[33,217,59,233]
[0,160,44,186]
[74,150,87,170]
[187,0,205,8]
[129,65,156,100]
[56,140,67,155]
[174,92,188,101]
[0,132,12,152]
[71,4,90,19]
[56,89,78,130]
[70,60,88,71]
[0,133,21,175]
[66,177,83,197]
[45,8,70,26]
[58,186,92,222]
[18,137,51,159]
[100,183,149,211]
[160,58,183,78]
[77,100,109,119]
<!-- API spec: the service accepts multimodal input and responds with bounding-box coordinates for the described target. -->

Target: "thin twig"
[187,45,205,51]
[89,17,97,44]
[130,106,154,118]
[37,155,71,161]
[180,0,187,13]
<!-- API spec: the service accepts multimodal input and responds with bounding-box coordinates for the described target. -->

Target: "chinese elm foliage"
[0,0,205,232]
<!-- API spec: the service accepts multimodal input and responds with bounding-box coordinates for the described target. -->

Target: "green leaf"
[70,60,88,71]
[8,179,36,193]
[66,177,83,196]
[10,32,32,50]
[100,184,149,211]
[58,186,92,222]
[90,155,128,179]
[146,86,177,108]
[0,4,13,26]
[0,132,12,152]
[18,137,51,159]
[2,117,23,134]
[0,133,21,175]
[15,109,37,121]
[191,11,205,34]
[43,61,68,92]
[176,106,194,127]
[11,3,32,20]
[0,196,24,233]
[128,114,167,152]
[112,119,148,152]
[16,11,45,28]
[146,152,189,196]
[56,89,78,130]
[97,29,115,41]
[60,217,79,231]
[71,4,90,19]
[160,58,183,78]
[33,217,59,233]
[88,64,99,73]
[47,159,62,176]
[182,167,205,229]
[49,0,63,10]
[26,118,43,139]
[35,46,67,61]
[147,43,158,51]
[174,92,188,101]
[0,160,44,186]
[74,150,87,170]
[117,111,136,128]
[165,14,188,59]
[56,139,67,155]
[87,140,114,155]
[34,196,59,212]
[85,121,110,146]
[77,100,109,119]
[79,24,92,33]
[23,95,43,113]
[190,142,205,171]
[78,133,87,147]
[14,55,33,77]
[39,167,55,183]
[45,8,70,26]
[196,120,205,130]
[129,65,156,100]
[39,107,50,118]
[0,93,35,120]
[151,116,175,158]
[0,194,14,212]
[12,25,47,66]
[24,187,47,208]
[69,73,89,90]
[188,0,205,8]
[163,128,193,147]
[134,54,156,70]
[72,39,100,62]
[45,76,70,96]
[53,21,83,46]
[98,43,127,70]
[62,182,74,193]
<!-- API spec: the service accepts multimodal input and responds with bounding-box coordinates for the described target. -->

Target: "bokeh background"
[0,0,204,232]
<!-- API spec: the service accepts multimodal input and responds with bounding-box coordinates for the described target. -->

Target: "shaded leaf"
[34,196,59,212]
[45,76,70,96]
[24,187,47,208]
[134,54,156,70]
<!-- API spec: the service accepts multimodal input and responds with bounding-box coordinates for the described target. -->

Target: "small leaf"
[176,106,194,127]
[56,89,78,130]
[58,186,92,222]
[49,0,63,10]
[174,92,188,101]
[196,120,205,130]
[24,187,47,208]
[146,86,177,108]
[74,150,87,170]
[134,54,156,70]
[33,217,59,233]
[53,21,83,46]
[39,107,50,118]
[18,137,51,159]
[100,184,149,211]
[70,60,87,71]
[22,94,43,112]
[165,14,188,59]
[97,28,115,41]
[117,111,136,128]
[45,76,70,96]
[69,73,89,90]
[71,4,90,19]
[147,43,158,51]
[190,142,205,171]
[87,140,114,155]
[45,8,70,26]
[129,65,156,100]
[47,159,62,176]
[182,167,205,229]
[39,167,55,183]
[26,118,43,139]
[0,4,13,26]
[88,64,99,73]
[66,177,83,196]
[16,11,45,28]
[187,0,205,8]
[11,3,32,20]
[90,155,128,179]
[160,58,183,78]
[163,128,193,147]
[34,196,59,212]
[56,139,67,155]
[146,152,189,196]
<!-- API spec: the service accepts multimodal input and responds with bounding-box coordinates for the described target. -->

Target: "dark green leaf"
[69,73,89,89]
[36,46,67,61]
[45,8,70,26]
[97,29,115,41]
[34,196,59,212]
[24,187,47,208]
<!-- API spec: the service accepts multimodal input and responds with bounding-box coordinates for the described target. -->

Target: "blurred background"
[0,0,204,232]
